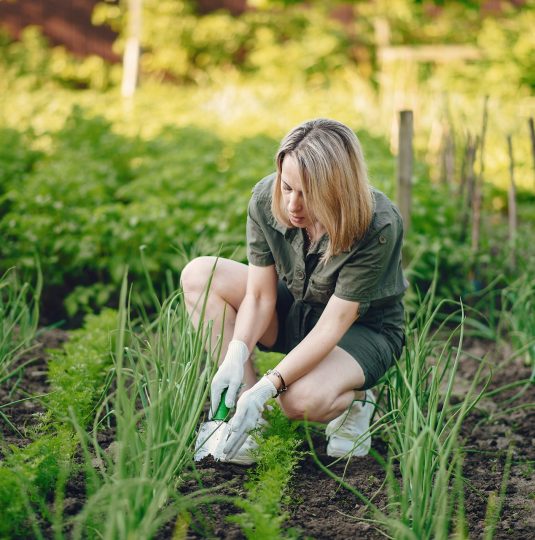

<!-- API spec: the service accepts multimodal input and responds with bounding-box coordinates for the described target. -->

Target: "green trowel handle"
[213,389,230,421]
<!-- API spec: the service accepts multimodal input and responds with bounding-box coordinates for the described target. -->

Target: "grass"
[498,274,535,380]
[379,283,485,539]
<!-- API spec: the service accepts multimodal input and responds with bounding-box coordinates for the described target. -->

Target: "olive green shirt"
[246,174,408,330]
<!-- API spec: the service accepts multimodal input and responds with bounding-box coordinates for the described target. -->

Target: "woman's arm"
[209,263,277,412]
[232,263,278,352]
[223,293,361,458]
[267,295,360,391]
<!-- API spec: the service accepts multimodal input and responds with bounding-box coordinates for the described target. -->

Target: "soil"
[0,328,69,455]
[1,331,534,539]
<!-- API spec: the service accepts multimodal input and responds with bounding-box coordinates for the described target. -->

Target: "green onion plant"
[0,267,41,388]
[497,274,535,380]
[379,274,486,539]
[305,272,487,539]
[71,274,221,539]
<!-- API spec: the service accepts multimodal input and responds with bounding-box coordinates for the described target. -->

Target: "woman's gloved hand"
[223,377,277,460]
[210,340,249,415]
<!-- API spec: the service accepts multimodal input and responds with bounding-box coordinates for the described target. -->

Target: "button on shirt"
[246,174,408,332]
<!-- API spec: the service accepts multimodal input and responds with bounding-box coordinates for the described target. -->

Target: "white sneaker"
[325,391,375,458]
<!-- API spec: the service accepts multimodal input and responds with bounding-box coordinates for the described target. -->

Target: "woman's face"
[281,154,314,229]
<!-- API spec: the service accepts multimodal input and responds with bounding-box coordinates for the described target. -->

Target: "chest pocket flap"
[308,275,336,305]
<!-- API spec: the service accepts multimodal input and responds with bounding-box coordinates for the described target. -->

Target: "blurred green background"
[1,0,534,322]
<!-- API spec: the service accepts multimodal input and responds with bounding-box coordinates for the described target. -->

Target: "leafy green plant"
[94,0,361,85]
[45,308,118,427]
[0,430,75,539]
[0,127,43,194]
[230,406,303,540]
[0,108,275,318]
[0,309,116,537]
[0,27,119,90]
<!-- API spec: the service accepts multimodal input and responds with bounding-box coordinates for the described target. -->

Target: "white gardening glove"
[222,377,277,460]
[210,340,249,416]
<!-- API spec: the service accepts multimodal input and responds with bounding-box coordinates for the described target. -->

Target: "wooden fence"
[396,107,535,272]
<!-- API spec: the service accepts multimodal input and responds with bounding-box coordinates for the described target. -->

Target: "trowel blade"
[194,420,231,462]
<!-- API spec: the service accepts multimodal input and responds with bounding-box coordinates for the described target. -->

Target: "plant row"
[2,268,533,537]
[304,280,518,539]
[0,308,117,537]
[3,102,534,326]
[230,405,303,539]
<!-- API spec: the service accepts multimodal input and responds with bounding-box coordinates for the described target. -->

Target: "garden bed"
[1,331,533,539]
[0,329,68,453]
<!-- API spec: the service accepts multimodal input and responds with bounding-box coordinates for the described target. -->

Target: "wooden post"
[397,110,413,231]
[373,17,391,49]
[507,135,517,271]
[529,117,535,189]
[441,127,455,186]
[121,0,143,98]
[471,96,489,255]
[460,134,477,243]
[459,132,470,200]
[471,170,482,255]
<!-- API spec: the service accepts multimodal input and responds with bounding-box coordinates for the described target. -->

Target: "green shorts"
[258,281,405,390]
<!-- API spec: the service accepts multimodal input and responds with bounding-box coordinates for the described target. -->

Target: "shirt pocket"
[308,275,336,305]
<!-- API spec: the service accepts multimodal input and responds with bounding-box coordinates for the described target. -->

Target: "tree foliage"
[91,0,534,94]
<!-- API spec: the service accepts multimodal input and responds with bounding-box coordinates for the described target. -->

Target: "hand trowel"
[194,389,232,461]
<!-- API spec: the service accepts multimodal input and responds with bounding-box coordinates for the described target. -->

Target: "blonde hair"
[272,118,373,261]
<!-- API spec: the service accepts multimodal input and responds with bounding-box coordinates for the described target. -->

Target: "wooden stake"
[507,135,517,271]
[397,110,413,231]
[441,127,455,186]
[121,0,143,99]
[471,96,489,255]
[460,134,477,243]
[459,132,470,200]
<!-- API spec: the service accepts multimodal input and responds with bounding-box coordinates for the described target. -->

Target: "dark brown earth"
[184,337,535,539]
[0,328,69,455]
[1,331,534,539]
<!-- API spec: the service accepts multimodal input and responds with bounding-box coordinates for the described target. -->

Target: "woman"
[182,118,407,464]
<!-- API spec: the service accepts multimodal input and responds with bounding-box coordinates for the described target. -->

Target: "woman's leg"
[181,256,278,389]
[278,346,366,423]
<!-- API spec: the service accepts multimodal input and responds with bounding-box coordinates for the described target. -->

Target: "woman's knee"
[278,383,329,421]
[181,256,217,294]
[181,257,249,314]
